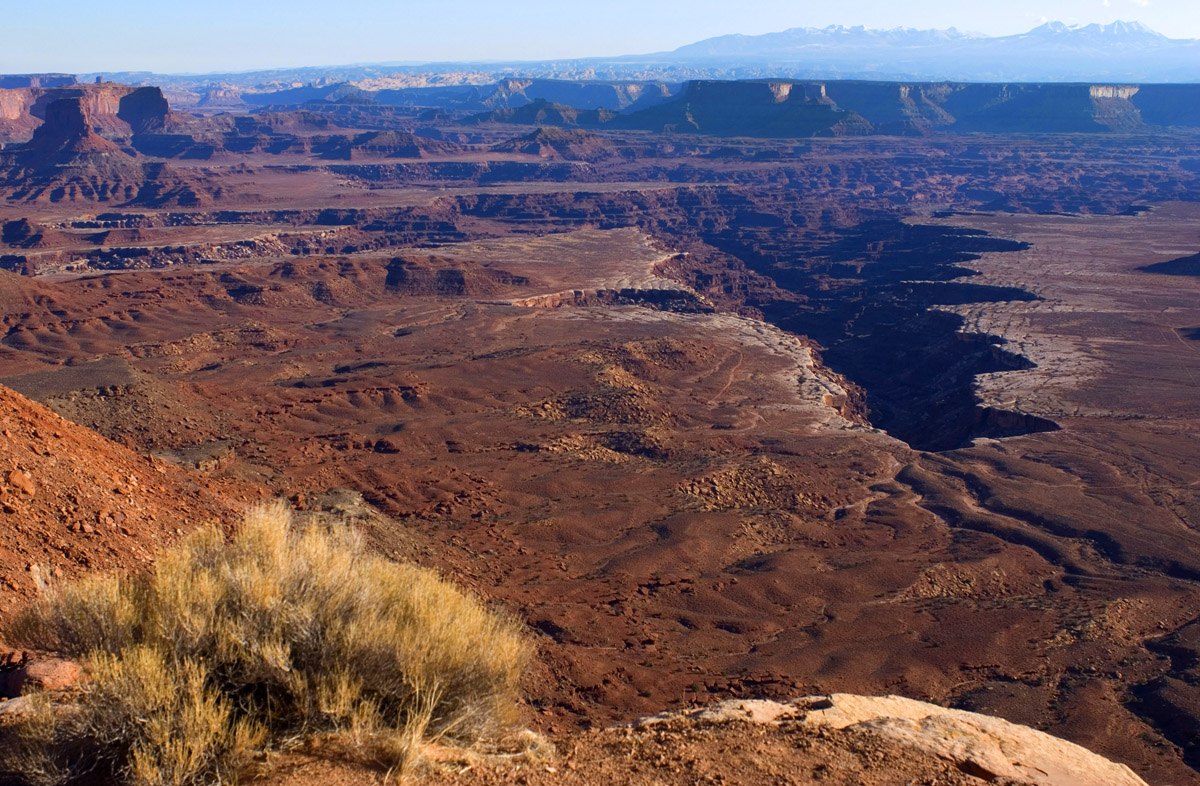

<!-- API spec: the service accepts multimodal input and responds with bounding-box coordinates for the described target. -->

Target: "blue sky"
[2,0,1196,74]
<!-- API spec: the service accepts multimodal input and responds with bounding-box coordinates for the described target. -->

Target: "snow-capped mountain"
[1022,20,1166,40]
[652,21,1200,82]
[94,20,1200,89]
[670,25,984,58]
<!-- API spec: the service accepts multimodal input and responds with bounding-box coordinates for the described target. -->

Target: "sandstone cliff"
[0,94,204,205]
[0,74,75,89]
[472,79,1200,137]
[0,83,171,144]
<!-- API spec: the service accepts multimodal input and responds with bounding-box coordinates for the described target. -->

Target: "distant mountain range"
[654,21,1200,82]
[74,20,1200,95]
[667,21,1166,58]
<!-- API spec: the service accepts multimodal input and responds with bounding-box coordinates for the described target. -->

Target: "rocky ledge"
[635,695,1147,786]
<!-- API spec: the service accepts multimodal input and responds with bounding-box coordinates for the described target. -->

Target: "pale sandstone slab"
[636,693,1148,786]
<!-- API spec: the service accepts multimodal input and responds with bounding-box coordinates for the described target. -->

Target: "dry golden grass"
[2,503,530,786]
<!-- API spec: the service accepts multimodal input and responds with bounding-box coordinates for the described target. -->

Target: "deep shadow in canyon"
[1140,252,1200,277]
[5,86,1200,781]
[1132,619,1200,771]
[451,189,1060,451]
[723,221,1058,451]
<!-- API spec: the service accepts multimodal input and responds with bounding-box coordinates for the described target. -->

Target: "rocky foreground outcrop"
[0,380,242,617]
[0,658,1147,786]
[258,693,1153,785]
[635,695,1148,786]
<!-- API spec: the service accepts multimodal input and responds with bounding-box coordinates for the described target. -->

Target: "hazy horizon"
[3,0,1199,75]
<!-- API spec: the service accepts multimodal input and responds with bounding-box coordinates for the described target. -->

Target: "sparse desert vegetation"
[1,503,530,786]
[3,47,1200,784]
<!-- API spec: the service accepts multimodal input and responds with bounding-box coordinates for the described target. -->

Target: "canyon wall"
[609,79,1200,136]
[0,83,169,144]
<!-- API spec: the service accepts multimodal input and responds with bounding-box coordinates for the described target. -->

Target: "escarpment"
[0,82,171,144]
[0,93,204,205]
[469,79,1200,137]
[627,80,1200,136]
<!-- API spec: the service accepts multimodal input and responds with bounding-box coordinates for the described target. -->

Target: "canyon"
[1,75,1199,784]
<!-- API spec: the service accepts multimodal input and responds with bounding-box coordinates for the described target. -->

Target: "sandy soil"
[1,129,1200,783]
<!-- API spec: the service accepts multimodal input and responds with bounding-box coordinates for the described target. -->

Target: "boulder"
[635,694,1148,786]
[0,695,35,717]
[2,658,81,696]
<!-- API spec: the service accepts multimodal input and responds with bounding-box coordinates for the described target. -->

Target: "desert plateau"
[1,8,1200,786]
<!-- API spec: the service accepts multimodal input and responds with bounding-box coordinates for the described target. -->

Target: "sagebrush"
[2,503,530,786]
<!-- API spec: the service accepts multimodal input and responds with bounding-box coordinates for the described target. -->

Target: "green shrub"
[3,502,530,786]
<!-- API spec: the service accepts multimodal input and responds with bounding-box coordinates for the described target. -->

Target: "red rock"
[0,649,27,668]
[6,469,35,497]
[7,658,80,695]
